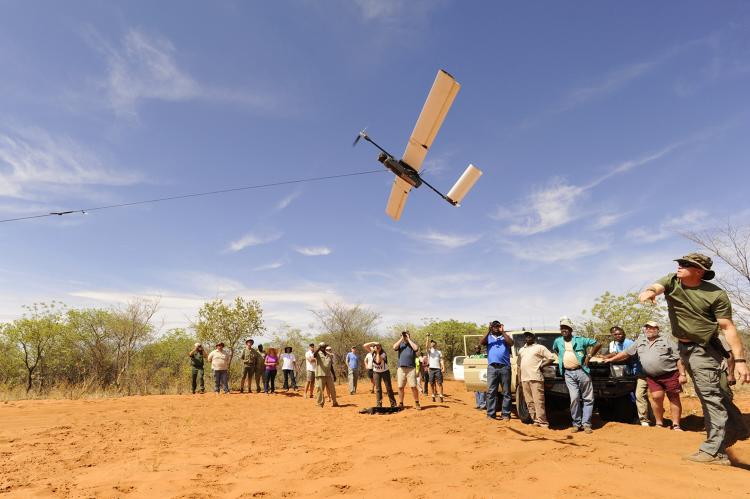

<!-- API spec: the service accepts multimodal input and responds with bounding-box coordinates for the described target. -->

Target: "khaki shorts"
[397,367,417,388]
[306,370,315,382]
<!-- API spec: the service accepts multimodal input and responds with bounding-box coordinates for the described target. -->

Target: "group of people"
[474,252,749,466]
[187,339,299,395]
[186,252,749,466]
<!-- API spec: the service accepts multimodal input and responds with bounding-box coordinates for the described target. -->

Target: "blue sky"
[1,1,749,337]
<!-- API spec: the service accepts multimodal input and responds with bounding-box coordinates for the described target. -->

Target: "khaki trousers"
[521,380,548,426]
[635,377,650,423]
[315,375,338,407]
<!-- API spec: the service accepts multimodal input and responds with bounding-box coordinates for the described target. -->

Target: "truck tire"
[515,387,533,424]
[598,395,636,423]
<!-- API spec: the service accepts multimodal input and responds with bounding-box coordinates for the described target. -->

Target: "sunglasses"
[677,261,697,269]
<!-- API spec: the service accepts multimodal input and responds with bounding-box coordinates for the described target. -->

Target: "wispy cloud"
[226,231,282,253]
[252,261,284,271]
[0,125,140,201]
[354,0,405,20]
[504,237,611,263]
[591,212,631,230]
[275,191,301,211]
[93,28,273,118]
[495,137,694,236]
[627,209,709,243]
[295,246,332,256]
[407,229,482,249]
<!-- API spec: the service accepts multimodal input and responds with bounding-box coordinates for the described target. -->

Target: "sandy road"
[1,381,748,498]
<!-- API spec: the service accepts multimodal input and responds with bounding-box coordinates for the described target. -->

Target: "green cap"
[675,252,715,280]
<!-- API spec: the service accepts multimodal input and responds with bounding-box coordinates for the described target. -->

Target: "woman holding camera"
[364,341,397,408]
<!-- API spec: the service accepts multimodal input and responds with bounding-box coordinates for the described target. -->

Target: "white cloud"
[353,0,405,19]
[96,28,272,117]
[0,125,140,201]
[407,229,481,249]
[507,179,586,235]
[226,231,282,253]
[252,262,284,271]
[295,246,332,256]
[496,138,695,236]
[591,212,630,230]
[627,209,710,244]
[275,191,300,211]
[504,237,611,263]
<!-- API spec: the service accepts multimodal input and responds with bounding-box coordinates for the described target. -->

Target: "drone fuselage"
[378,153,422,189]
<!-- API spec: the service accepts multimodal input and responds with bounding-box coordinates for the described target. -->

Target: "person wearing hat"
[639,252,749,465]
[605,321,687,430]
[207,342,231,394]
[480,320,513,420]
[516,331,556,427]
[552,317,602,433]
[239,338,260,393]
[187,343,207,394]
[312,342,339,407]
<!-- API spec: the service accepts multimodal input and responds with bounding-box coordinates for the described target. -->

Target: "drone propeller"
[352,128,368,147]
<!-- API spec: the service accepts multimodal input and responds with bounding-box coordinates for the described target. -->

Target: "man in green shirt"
[239,338,260,393]
[187,343,207,394]
[640,253,749,465]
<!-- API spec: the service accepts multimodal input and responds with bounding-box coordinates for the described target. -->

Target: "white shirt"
[372,352,388,373]
[428,348,442,369]
[281,353,296,370]
[364,351,374,369]
[208,349,230,370]
[305,350,316,371]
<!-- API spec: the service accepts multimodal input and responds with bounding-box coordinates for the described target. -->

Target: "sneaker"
[439,396,444,403]
[399,402,405,409]
[583,426,593,434]
[570,426,582,433]
[432,395,436,402]
[501,416,511,422]
[415,403,422,411]
[672,425,684,432]
[683,451,730,466]
[640,422,650,427]
[487,415,497,420]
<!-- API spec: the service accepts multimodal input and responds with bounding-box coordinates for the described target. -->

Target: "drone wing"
[385,177,412,221]
[401,69,461,172]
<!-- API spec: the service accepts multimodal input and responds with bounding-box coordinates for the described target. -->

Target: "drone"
[354,69,483,221]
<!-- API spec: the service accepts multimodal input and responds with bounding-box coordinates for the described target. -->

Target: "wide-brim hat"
[522,331,535,338]
[216,342,225,347]
[675,253,715,280]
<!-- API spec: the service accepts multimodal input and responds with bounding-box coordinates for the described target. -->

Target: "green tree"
[270,324,313,372]
[66,308,118,387]
[132,328,196,394]
[6,302,67,392]
[580,291,668,345]
[0,323,24,386]
[313,303,380,380]
[111,299,159,390]
[419,319,484,368]
[195,297,265,380]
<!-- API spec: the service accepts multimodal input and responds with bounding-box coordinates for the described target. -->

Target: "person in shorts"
[606,321,687,430]
[392,330,421,410]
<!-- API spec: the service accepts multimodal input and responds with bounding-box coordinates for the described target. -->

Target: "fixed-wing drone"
[354,69,482,221]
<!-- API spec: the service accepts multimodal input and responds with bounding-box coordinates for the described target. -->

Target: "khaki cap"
[643,321,660,328]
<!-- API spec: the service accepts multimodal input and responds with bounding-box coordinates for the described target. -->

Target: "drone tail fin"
[446,164,483,207]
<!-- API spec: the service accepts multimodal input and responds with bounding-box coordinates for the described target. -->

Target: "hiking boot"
[570,426,582,433]
[432,395,436,402]
[439,396,444,403]
[487,415,497,420]
[683,451,730,466]
[583,425,593,434]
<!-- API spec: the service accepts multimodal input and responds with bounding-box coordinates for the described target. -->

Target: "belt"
[489,362,508,368]
[565,366,582,371]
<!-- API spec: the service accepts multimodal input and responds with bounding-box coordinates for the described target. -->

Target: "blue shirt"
[487,334,511,365]
[397,342,417,368]
[346,352,359,370]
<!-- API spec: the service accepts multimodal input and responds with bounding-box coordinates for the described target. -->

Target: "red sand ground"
[1,380,749,498]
